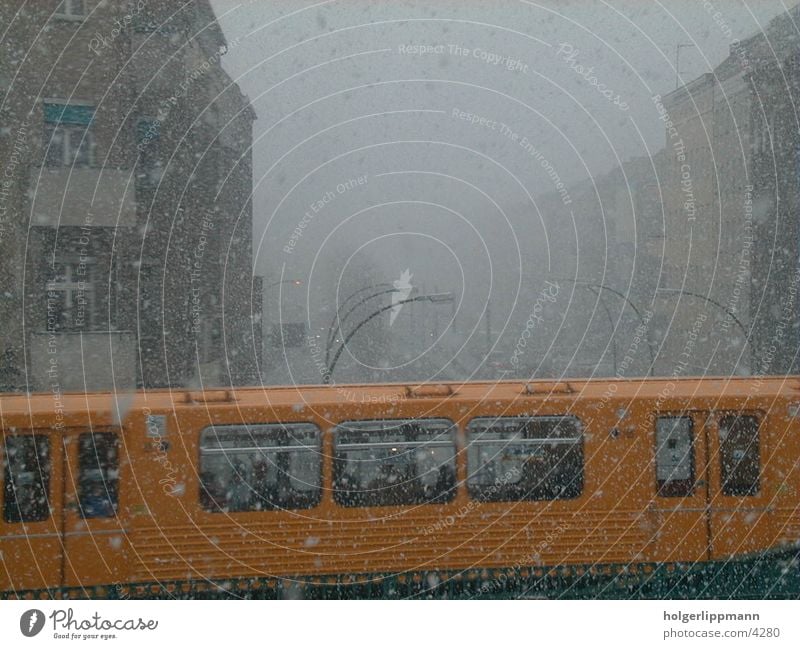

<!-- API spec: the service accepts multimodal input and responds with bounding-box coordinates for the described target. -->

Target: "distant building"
[0,0,259,391]
[658,3,800,376]
[656,63,754,375]
[529,157,663,378]
[741,7,800,375]
[532,3,800,378]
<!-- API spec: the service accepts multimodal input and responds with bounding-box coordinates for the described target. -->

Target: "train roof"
[1,376,799,419]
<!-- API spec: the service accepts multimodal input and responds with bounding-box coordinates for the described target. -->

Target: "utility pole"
[485,299,491,355]
[676,42,697,89]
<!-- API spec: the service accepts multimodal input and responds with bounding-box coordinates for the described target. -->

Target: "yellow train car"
[1,377,799,599]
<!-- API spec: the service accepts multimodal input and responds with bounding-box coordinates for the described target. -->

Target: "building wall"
[739,10,800,374]
[0,0,258,392]
[657,6,800,377]
[658,63,754,376]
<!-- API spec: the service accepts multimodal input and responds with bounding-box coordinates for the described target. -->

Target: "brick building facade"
[0,0,260,391]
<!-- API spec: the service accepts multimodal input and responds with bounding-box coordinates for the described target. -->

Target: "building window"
[719,414,760,496]
[3,435,51,523]
[55,0,85,18]
[333,419,457,507]
[131,12,178,34]
[77,432,119,519]
[44,123,92,167]
[135,117,162,187]
[655,416,695,497]
[137,265,159,322]
[43,102,94,167]
[199,423,321,512]
[467,416,583,501]
[136,117,160,144]
[46,260,95,331]
[271,322,306,348]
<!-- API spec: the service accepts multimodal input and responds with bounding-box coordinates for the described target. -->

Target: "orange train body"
[1,377,800,598]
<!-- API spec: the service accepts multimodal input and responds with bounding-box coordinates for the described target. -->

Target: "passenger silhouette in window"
[80,482,115,518]
[251,460,275,510]
[333,465,362,506]
[430,464,456,503]
[226,463,252,511]
[200,470,227,511]
[368,463,406,506]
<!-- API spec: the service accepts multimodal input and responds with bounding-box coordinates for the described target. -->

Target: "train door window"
[333,419,456,507]
[2,435,51,523]
[77,432,119,518]
[466,416,583,501]
[719,414,760,496]
[655,416,695,497]
[199,423,321,512]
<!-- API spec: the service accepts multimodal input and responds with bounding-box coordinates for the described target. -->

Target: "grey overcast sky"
[207,0,793,307]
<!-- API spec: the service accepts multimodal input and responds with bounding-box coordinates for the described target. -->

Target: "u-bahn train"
[1,377,799,599]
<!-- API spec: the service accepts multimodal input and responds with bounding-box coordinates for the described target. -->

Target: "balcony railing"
[28,330,136,392]
[29,167,137,227]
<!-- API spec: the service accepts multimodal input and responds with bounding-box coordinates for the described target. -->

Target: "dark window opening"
[200,423,321,512]
[43,102,94,167]
[467,416,583,501]
[3,435,51,523]
[46,259,96,332]
[333,419,457,507]
[77,432,119,518]
[719,414,760,496]
[43,123,92,167]
[55,0,85,18]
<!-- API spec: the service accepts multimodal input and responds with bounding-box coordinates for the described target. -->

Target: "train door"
[0,429,64,593]
[705,411,767,558]
[651,413,711,563]
[61,430,126,589]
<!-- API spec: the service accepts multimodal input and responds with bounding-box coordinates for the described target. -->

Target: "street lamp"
[263,278,304,366]
[555,277,656,376]
[586,285,618,375]
[656,287,748,339]
[325,284,397,367]
[324,292,454,384]
[266,278,303,290]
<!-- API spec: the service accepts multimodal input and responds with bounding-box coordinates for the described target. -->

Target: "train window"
[333,419,456,507]
[655,416,695,497]
[466,416,583,501]
[199,423,321,512]
[719,414,760,496]
[2,435,51,523]
[78,432,119,518]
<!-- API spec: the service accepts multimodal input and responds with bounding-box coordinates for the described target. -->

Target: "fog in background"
[209,0,793,383]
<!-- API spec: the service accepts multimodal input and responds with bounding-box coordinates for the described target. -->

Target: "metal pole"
[485,300,491,356]
[675,42,697,90]
[656,287,748,340]
[587,285,617,376]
